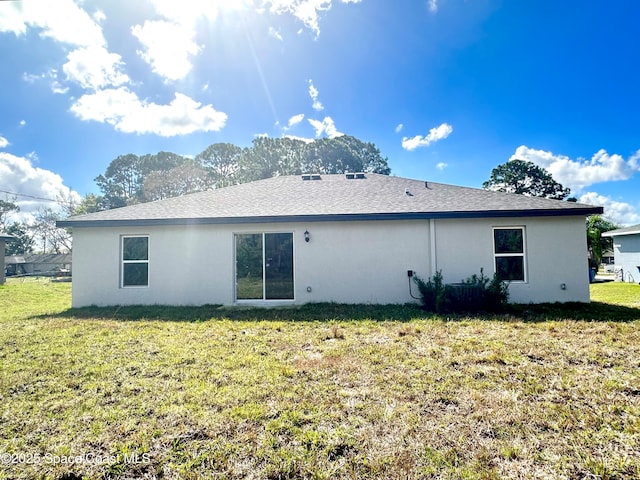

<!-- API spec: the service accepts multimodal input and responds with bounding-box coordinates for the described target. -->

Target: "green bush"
[413,269,509,313]
[414,270,450,313]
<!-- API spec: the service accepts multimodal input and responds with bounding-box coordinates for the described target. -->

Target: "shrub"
[461,268,509,312]
[413,270,450,313]
[413,269,509,313]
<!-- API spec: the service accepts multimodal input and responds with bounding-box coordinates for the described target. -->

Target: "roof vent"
[346,172,366,179]
[302,174,322,181]
[405,188,413,196]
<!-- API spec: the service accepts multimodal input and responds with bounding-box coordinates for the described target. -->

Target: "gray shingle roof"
[4,254,72,264]
[601,224,640,237]
[58,174,603,227]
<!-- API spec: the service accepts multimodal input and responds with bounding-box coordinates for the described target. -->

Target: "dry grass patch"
[0,280,638,479]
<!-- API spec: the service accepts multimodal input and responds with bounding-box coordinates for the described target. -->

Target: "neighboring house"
[4,254,72,277]
[601,250,615,265]
[0,234,15,285]
[58,174,603,308]
[602,224,640,283]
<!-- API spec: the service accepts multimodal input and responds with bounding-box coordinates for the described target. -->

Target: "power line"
[0,189,60,203]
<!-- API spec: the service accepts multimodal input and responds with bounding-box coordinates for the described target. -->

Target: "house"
[4,254,72,277]
[602,224,640,283]
[0,233,15,285]
[601,250,615,266]
[58,174,603,308]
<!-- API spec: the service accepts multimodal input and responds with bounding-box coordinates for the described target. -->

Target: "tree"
[0,198,19,228]
[4,222,34,255]
[95,154,143,209]
[237,137,303,183]
[139,151,185,175]
[94,136,392,208]
[196,143,243,188]
[586,215,619,268]
[142,162,214,201]
[237,135,392,183]
[32,208,72,253]
[482,159,570,200]
[310,135,391,175]
[96,152,192,208]
[73,193,105,215]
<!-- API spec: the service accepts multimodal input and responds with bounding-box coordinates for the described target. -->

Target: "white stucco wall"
[433,216,590,303]
[70,220,432,307]
[295,220,431,304]
[70,215,590,307]
[612,235,640,283]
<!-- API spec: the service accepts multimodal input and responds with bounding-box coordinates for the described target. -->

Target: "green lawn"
[0,278,639,479]
[591,280,640,307]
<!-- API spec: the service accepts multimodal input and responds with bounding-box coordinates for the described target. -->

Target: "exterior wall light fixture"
[304,230,310,242]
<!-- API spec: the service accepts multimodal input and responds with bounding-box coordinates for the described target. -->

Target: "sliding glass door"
[235,233,294,301]
[235,233,264,299]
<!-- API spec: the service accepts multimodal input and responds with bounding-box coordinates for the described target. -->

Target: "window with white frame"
[121,236,149,287]
[493,227,526,282]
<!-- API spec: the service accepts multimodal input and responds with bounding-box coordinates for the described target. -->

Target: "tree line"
[90,135,391,210]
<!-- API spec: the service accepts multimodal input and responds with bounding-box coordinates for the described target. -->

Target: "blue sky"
[1,0,639,226]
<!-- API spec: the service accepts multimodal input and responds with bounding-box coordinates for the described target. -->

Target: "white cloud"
[428,0,438,14]
[268,0,331,37]
[578,192,640,227]
[63,46,129,90]
[48,69,69,94]
[22,73,38,84]
[0,136,8,149]
[51,82,69,95]
[402,123,453,150]
[269,26,284,41]
[93,10,106,23]
[0,2,26,35]
[283,134,315,143]
[70,87,227,137]
[308,116,343,138]
[5,1,131,96]
[284,113,305,131]
[0,152,81,223]
[22,69,70,94]
[308,80,324,111]
[511,146,640,192]
[4,0,364,139]
[395,123,403,133]
[135,0,248,82]
[19,120,26,127]
[436,162,447,170]
[267,0,361,36]
[0,0,105,48]
[132,20,201,81]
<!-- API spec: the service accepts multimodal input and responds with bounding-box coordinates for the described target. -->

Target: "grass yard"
[0,279,639,479]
